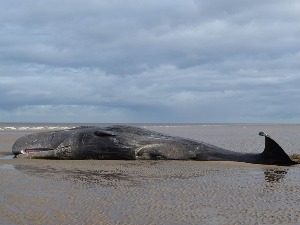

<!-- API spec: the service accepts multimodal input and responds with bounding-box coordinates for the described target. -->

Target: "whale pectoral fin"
[94,130,117,137]
[259,131,297,165]
[135,144,167,160]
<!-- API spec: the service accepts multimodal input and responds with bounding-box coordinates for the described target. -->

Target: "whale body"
[12,125,297,165]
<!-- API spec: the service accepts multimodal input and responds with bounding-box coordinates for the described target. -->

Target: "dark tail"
[259,132,298,165]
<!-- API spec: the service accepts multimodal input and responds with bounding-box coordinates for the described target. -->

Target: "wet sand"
[1,124,300,224]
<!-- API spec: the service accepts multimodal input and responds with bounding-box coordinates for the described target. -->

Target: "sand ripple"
[1,160,300,224]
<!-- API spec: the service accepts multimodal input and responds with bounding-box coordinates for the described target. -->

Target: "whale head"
[12,126,135,160]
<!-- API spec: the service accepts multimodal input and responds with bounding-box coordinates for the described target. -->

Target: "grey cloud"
[0,0,300,122]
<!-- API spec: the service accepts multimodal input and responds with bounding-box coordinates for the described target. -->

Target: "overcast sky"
[1,0,300,123]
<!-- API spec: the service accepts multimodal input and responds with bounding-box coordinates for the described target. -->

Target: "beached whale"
[12,125,297,165]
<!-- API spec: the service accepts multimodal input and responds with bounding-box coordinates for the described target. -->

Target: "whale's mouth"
[21,148,54,154]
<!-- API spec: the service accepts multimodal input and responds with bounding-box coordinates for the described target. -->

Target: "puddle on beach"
[1,160,300,224]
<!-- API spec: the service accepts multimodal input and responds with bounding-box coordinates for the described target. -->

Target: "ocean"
[1,123,300,224]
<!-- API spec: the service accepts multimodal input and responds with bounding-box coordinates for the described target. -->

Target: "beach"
[1,124,300,224]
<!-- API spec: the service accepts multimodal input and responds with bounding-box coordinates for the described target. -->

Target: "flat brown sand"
[1,159,300,224]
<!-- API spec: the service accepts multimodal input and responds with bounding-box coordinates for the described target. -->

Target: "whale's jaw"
[16,148,56,159]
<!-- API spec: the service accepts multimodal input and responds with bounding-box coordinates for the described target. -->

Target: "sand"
[1,124,300,224]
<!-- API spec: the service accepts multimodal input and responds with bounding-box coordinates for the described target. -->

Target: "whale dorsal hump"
[259,131,297,165]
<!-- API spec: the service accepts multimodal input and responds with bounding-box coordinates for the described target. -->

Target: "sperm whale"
[12,125,297,165]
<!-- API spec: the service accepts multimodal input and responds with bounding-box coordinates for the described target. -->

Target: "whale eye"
[94,130,117,137]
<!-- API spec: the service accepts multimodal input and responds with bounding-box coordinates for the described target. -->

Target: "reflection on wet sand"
[13,161,220,187]
[16,164,290,186]
[1,160,300,224]
[264,169,287,183]
[15,164,136,187]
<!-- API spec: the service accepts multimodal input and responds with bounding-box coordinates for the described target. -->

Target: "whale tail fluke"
[259,132,297,165]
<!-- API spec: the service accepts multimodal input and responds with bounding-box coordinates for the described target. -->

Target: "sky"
[0,0,300,123]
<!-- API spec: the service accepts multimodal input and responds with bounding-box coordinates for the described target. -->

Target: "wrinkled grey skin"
[12,125,297,165]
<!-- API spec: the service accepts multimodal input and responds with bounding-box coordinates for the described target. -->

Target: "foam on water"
[0,124,76,132]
